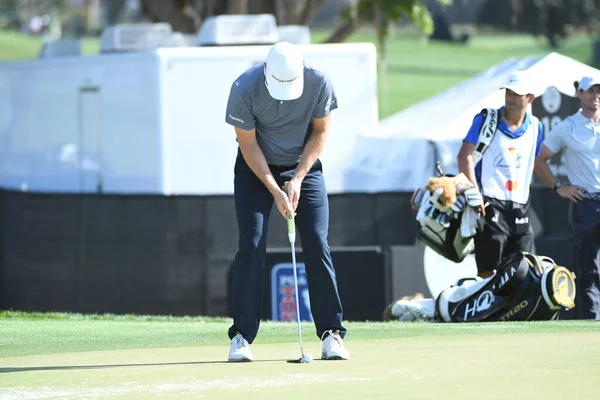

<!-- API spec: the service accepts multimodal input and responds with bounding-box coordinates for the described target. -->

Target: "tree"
[140,0,197,33]
[270,0,329,25]
[327,0,452,76]
[133,0,328,32]
[478,0,600,49]
[228,0,247,15]
[0,0,20,29]
[102,0,125,26]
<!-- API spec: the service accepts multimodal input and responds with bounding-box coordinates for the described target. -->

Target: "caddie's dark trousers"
[228,150,346,344]
[570,198,600,320]
[474,196,535,275]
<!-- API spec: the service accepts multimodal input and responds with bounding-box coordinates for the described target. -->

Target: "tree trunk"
[324,16,359,43]
[140,0,197,33]
[228,0,248,14]
[275,0,287,24]
[373,2,388,117]
[197,0,229,22]
[293,0,327,25]
[248,0,277,19]
[297,0,327,26]
[323,0,359,43]
[268,0,327,25]
[102,0,125,26]
[373,2,387,77]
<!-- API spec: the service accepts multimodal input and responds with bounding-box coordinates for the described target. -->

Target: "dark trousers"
[228,151,346,344]
[570,198,600,320]
[474,196,535,274]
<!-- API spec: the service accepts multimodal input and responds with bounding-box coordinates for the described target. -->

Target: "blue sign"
[271,262,313,322]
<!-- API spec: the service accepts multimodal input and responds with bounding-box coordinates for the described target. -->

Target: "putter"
[284,182,313,364]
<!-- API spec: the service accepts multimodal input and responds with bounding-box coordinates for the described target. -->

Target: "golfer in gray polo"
[535,76,600,320]
[224,42,349,361]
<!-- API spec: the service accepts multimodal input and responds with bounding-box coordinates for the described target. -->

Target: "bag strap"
[471,108,499,164]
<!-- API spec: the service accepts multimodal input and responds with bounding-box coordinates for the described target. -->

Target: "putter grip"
[284,182,295,243]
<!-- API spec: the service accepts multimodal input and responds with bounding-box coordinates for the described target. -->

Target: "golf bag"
[386,252,577,322]
[412,177,484,263]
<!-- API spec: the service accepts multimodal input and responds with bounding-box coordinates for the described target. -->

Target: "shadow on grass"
[0,358,302,373]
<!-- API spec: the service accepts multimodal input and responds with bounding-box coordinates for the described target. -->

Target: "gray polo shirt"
[544,110,600,192]
[225,64,338,166]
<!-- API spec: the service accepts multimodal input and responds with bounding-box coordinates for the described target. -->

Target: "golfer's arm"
[293,114,330,181]
[235,127,280,195]
[457,141,479,189]
[534,145,559,188]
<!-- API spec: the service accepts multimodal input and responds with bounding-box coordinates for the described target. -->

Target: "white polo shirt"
[544,110,600,192]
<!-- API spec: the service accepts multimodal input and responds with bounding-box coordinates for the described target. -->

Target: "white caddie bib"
[480,118,538,204]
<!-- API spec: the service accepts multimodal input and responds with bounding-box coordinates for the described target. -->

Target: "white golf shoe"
[321,330,349,360]
[228,333,253,362]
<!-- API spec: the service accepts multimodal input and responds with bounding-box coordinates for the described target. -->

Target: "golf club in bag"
[284,182,313,364]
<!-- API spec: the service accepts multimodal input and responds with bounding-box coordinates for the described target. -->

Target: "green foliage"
[348,0,452,74]
[478,0,600,48]
[354,0,451,36]
[0,0,18,10]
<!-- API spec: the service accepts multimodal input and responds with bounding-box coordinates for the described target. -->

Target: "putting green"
[1,332,598,399]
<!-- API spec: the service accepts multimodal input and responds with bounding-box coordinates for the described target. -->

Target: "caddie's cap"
[500,71,535,96]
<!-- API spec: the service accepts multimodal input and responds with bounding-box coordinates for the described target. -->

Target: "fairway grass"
[1,313,599,399]
[1,311,599,357]
[1,330,599,399]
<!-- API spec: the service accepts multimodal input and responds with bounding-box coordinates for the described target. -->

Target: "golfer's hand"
[273,189,295,219]
[557,185,586,203]
[284,179,302,212]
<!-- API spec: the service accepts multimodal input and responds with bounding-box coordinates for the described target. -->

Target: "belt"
[268,162,299,171]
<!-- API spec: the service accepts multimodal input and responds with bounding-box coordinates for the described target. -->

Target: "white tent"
[343,52,600,192]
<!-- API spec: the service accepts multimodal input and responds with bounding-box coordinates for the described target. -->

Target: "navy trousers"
[228,150,346,344]
[570,198,600,320]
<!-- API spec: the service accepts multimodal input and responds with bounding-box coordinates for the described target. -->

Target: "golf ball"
[301,354,313,363]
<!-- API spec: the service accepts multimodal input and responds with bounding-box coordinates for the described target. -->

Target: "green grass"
[1,311,598,358]
[0,30,99,60]
[0,312,599,400]
[0,28,595,119]
[339,29,594,118]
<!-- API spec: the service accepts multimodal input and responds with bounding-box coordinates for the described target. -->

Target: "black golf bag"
[435,252,576,322]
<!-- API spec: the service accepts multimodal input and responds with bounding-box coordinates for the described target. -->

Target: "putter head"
[287,354,313,363]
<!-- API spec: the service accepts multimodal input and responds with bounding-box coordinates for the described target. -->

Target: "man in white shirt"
[534,76,600,320]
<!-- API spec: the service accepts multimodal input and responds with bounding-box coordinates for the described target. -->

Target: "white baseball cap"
[577,76,600,91]
[500,71,535,96]
[264,42,304,101]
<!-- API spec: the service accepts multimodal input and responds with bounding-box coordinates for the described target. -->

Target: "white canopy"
[343,52,600,192]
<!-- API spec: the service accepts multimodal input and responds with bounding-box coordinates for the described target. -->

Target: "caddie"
[457,71,544,277]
